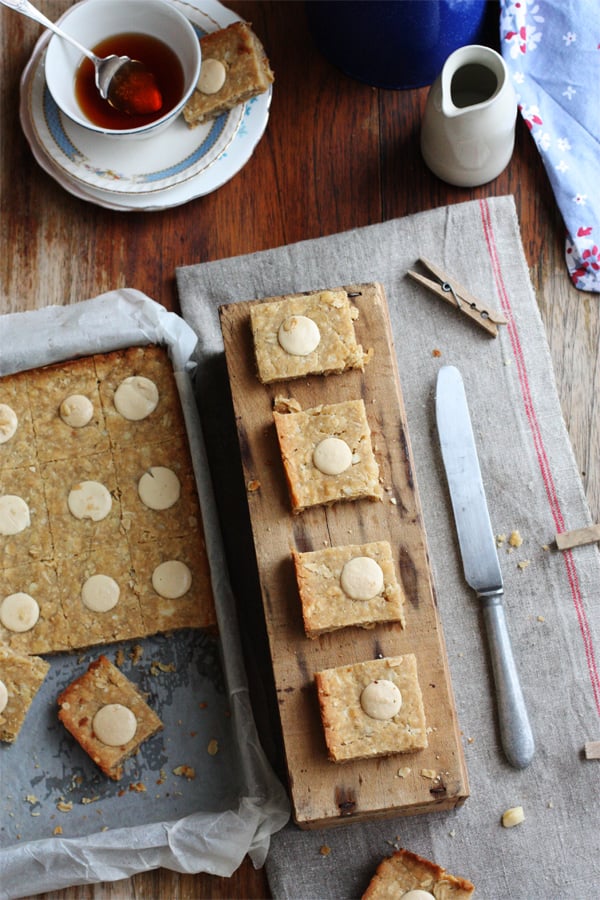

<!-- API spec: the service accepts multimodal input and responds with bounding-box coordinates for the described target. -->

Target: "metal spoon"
[1,0,162,115]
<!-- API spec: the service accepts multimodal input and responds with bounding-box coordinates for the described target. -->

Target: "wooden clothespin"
[407,257,508,337]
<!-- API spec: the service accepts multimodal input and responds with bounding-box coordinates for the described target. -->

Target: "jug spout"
[441,44,507,117]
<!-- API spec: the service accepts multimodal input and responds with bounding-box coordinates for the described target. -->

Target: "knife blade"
[436,365,534,769]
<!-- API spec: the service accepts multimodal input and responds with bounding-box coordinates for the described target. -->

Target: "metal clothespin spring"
[442,281,491,320]
[441,281,461,309]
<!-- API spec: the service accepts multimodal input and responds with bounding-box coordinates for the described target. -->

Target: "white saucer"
[19,0,272,211]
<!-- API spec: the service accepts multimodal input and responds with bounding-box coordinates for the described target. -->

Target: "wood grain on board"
[220,284,469,828]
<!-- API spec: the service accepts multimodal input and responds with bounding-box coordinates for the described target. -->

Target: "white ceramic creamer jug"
[420,44,517,187]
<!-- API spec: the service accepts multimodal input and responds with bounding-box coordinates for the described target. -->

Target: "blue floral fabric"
[500,0,600,292]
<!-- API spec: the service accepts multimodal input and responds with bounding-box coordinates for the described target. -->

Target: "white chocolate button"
[340,556,384,600]
[113,376,159,421]
[312,437,352,475]
[81,574,120,612]
[360,679,402,720]
[0,679,8,714]
[401,892,435,900]
[67,481,112,521]
[277,315,321,356]
[138,466,181,510]
[0,495,30,535]
[0,403,18,443]
[198,57,227,94]
[152,560,192,599]
[0,592,40,633]
[92,703,137,746]
[59,394,94,428]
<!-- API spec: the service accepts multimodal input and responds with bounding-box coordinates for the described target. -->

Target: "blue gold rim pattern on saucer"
[34,62,243,194]
[41,78,238,189]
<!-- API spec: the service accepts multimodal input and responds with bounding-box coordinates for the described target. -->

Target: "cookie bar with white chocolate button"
[56,544,145,650]
[27,355,109,462]
[41,449,120,561]
[0,465,52,568]
[361,848,475,899]
[94,345,187,449]
[183,22,274,127]
[292,541,405,637]
[315,655,427,762]
[0,560,69,654]
[113,435,201,544]
[0,643,50,743]
[273,398,382,512]
[250,287,371,383]
[131,532,216,636]
[57,655,163,780]
[0,370,36,468]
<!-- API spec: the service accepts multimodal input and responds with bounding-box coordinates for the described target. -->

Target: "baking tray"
[0,291,289,899]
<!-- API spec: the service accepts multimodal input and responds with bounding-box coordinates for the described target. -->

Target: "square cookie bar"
[183,22,274,127]
[114,435,201,545]
[42,450,121,559]
[0,369,36,469]
[131,533,217,635]
[94,345,186,450]
[57,655,163,780]
[362,848,475,899]
[57,546,144,650]
[0,465,52,568]
[273,399,382,512]
[0,561,69,654]
[315,655,427,762]
[27,356,109,463]
[250,288,369,384]
[292,541,405,637]
[0,644,50,743]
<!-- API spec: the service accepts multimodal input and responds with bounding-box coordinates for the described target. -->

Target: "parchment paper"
[0,290,289,900]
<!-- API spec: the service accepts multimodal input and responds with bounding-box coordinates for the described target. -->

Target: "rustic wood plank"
[584,741,600,760]
[556,524,600,551]
[221,284,469,828]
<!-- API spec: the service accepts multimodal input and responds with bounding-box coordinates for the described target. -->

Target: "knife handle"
[481,596,535,769]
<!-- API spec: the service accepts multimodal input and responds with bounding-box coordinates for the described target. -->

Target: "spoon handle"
[0,0,95,61]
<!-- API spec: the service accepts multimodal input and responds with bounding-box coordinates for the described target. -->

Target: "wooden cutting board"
[220,283,469,829]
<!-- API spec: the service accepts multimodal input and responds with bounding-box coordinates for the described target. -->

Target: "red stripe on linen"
[479,198,600,715]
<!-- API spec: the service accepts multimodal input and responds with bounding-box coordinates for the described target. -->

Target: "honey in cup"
[75,33,184,129]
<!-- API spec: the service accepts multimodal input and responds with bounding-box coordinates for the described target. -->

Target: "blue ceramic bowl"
[306,0,492,90]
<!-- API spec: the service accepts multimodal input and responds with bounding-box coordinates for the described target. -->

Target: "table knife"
[435,365,535,769]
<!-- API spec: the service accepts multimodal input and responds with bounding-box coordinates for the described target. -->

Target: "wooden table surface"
[1,2,598,898]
